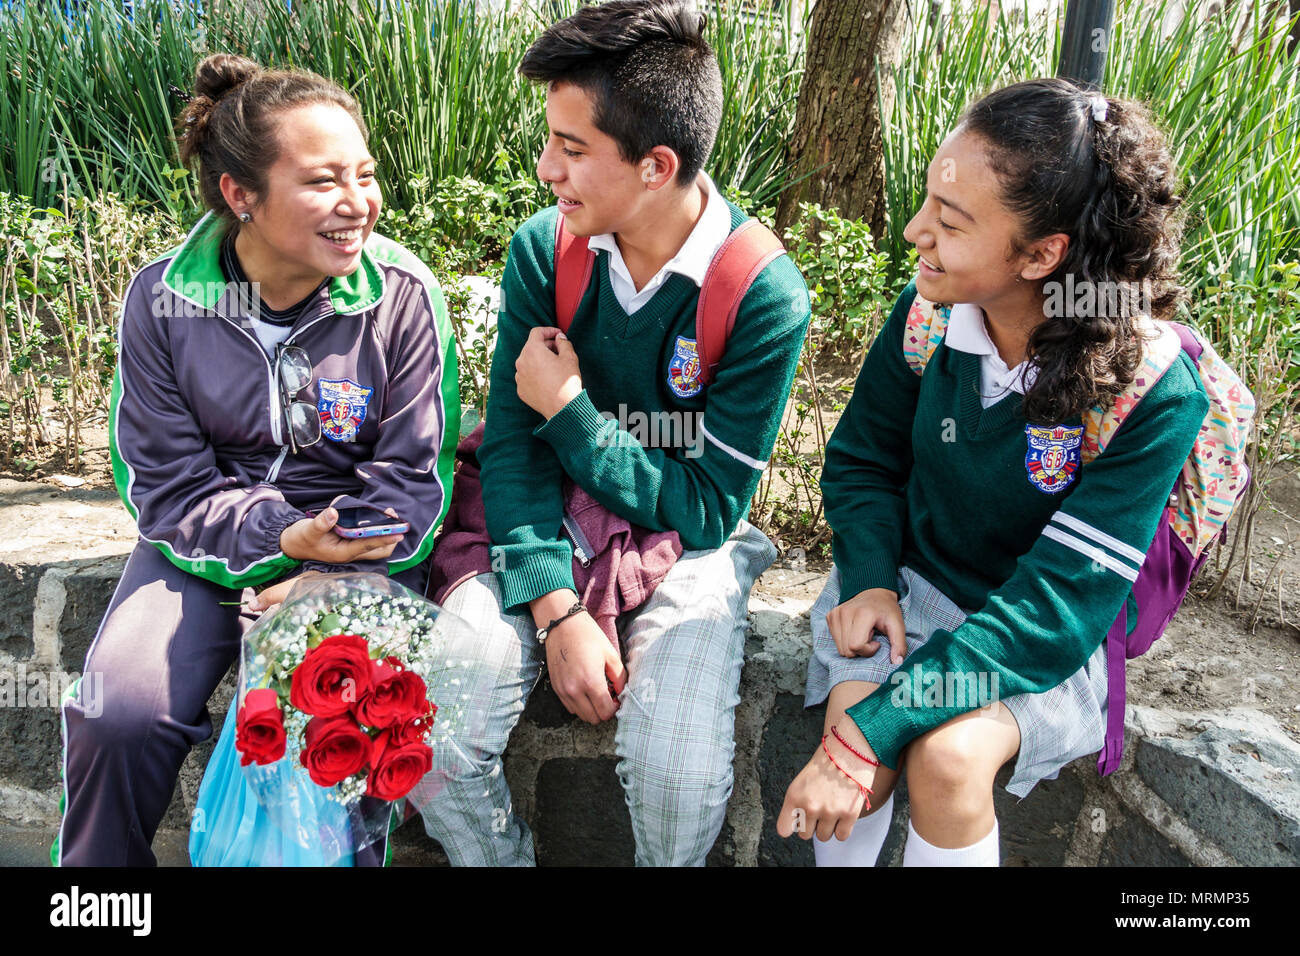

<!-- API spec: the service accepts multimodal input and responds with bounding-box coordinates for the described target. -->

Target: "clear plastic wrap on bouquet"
[192,572,487,866]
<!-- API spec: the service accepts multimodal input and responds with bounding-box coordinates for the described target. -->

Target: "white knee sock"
[902,815,1000,867]
[813,792,895,867]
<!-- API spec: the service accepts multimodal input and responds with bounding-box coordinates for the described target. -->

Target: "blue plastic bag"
[189,710,355,867]
[187,572,482,867]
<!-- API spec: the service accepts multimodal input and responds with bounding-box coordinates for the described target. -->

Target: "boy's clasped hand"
[515,327,583,421]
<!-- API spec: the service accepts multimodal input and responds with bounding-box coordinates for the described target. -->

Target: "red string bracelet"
[831,724,881,768]
[822,735,872,810]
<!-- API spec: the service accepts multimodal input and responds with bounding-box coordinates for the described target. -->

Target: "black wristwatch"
[536,602,587,644]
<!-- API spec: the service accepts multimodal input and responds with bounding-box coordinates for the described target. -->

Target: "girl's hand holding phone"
[255,509,405,614]
[827,587,907,666]
[279,507,404,565]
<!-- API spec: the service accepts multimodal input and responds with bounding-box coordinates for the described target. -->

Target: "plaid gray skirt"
[804,565,1109,798]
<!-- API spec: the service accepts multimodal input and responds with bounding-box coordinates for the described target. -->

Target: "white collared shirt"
[586,171,731,315]
[943,302,1040,408]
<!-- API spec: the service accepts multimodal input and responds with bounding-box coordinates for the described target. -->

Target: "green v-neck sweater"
[479,202,812,612]
[827,281,1209,768]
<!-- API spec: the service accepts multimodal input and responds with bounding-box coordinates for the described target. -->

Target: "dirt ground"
[7,394,1299,745]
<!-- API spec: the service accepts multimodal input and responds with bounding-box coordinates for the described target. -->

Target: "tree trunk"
[774,0,908,241]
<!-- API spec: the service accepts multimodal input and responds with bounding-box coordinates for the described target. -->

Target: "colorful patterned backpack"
[903,288,1255,774]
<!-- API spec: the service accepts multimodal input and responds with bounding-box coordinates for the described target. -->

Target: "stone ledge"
[2,555,1298,866]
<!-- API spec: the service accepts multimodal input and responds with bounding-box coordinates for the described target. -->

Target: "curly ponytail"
[174,53,368,227]
[956,78,1186,423]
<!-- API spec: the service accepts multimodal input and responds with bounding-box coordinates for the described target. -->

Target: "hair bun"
[177,54,263,164]
[192,53,262,103]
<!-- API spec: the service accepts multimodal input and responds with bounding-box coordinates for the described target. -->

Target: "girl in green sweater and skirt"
[777,78,1209,866]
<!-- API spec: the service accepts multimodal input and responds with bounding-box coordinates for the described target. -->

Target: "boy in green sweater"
[420,0,811,865]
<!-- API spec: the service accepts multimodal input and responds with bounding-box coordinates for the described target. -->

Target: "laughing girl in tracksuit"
[778,79,1209,866]
[55,54,458,866]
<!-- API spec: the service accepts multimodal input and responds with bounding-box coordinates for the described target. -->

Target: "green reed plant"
[0,10,63,208]
[883,0,1300,294]
[707,0,805,206]
[882,0,1054,279]
[0,0,204,213]
[0,0,804,216]
[1106,0,1300,296]
[269,0,553,211]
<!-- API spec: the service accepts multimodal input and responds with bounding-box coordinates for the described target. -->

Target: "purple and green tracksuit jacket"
[55,212,458,866]
[110,211,460,584]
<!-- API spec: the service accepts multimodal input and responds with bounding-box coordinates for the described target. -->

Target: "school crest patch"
[667,336,703,398]
[317,378,373,443]
[1025,424,1082,495]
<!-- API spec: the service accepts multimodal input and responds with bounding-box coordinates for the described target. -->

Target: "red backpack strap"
[695,219,786,385]
[553,212,595,333]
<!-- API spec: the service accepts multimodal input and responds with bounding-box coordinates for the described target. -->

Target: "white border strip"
[699,419,766,471]
[1050,512,1146,566]
[1042,526,1140,582]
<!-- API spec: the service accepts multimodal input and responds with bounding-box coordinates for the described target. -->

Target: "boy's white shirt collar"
[944,301,1039,399]
[586,171,730,314]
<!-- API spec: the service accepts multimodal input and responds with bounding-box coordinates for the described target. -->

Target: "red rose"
[299,714,373,787]
[290,634,373,718]
[389,703,437,746]
[366,732,434,801]
[235,688,286,766]
[353,657,429,729]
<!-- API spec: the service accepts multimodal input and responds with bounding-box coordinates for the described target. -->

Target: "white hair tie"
[1090,95,1109,123]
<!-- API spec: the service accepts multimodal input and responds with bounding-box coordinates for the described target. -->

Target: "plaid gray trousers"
[416,520,777,865]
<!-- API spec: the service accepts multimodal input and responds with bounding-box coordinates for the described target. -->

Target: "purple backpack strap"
[1098,604,1130,775]
[1169,321,1203,362]
[1096,320,1203,776]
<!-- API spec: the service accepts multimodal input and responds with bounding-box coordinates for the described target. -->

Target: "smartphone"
[332,506,410,539]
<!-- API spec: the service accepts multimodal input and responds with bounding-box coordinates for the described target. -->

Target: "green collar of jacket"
[158,210,386,315]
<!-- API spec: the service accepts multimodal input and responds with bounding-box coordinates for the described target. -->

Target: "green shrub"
[782,202,892,363]
[1,191,184,468]
[380,171,544,277]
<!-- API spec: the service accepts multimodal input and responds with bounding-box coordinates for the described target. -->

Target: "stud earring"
[238,212,252,223]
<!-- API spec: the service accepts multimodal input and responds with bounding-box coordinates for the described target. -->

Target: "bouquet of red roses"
[194,572,480,865]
